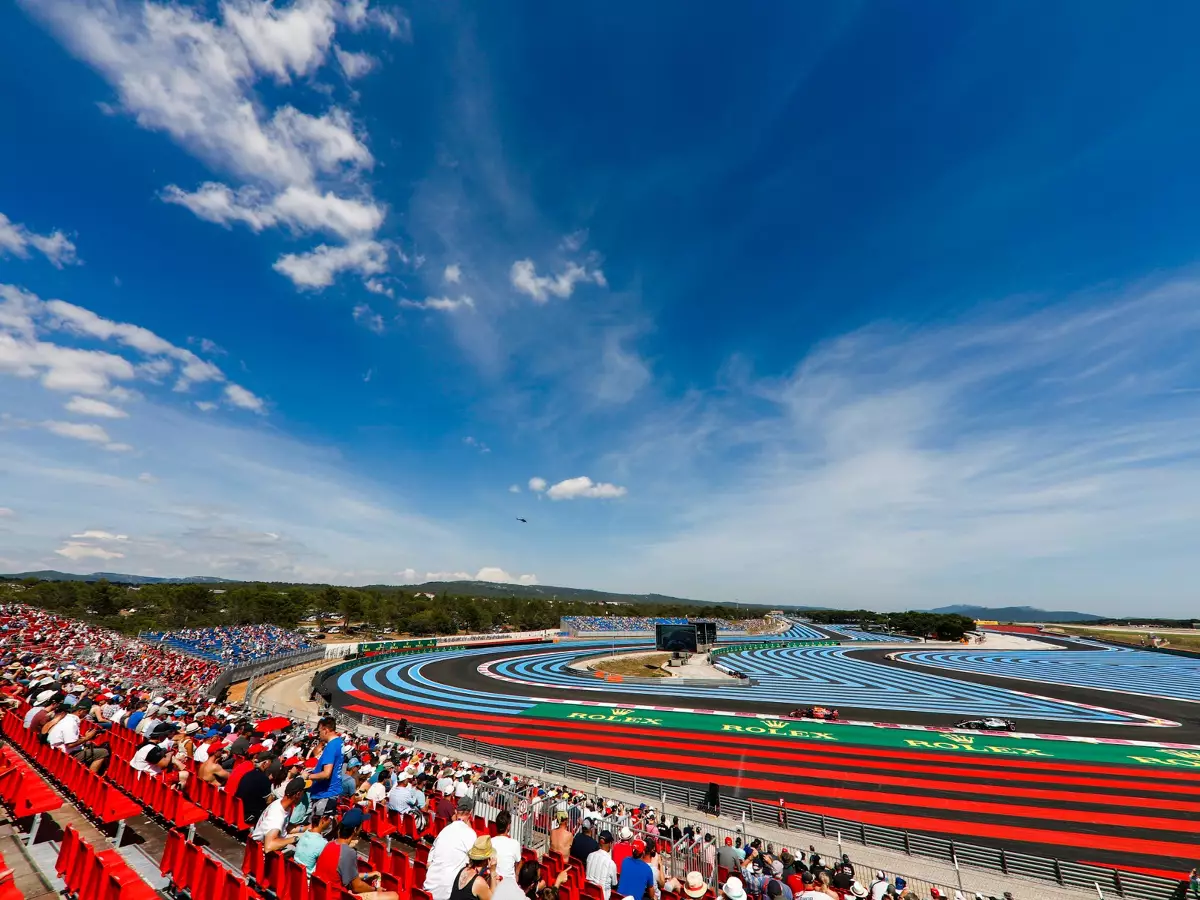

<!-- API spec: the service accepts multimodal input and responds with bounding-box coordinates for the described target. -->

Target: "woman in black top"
[451,836,498,900]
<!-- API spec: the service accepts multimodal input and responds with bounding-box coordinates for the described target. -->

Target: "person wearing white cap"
[721,877,747,900]
[849,885,868,899]
[867,872,889,900]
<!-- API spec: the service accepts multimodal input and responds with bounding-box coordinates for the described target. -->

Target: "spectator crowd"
[143,624,315,664]
[1,601,1000,900]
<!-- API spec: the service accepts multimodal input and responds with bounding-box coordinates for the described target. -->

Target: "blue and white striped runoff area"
[339,640,1150,724]
[899,642,1200,703]
[815,625,916,642]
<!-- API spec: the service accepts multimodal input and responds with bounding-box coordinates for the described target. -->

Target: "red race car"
[787,706,840,721]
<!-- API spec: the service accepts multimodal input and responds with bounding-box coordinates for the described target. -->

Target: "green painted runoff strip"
[523,702,1200,771]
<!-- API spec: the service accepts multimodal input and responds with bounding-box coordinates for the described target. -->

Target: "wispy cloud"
[399,295,474,312]
[0,210,79,268]
[612,277,1200,611]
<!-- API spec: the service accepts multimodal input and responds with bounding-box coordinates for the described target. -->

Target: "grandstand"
[142,625,314,665]
[0,601,1172,900]
[560,616,749,635]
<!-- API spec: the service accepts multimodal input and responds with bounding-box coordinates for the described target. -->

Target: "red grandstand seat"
[264,851,289,896]
[717,867,729,884]
[386,849,411,888]
[310,878,356,900]
[411,889,433,900]
[412,860,427,891]
[367,838,392,876]
[55,825,85,884]
[242,837,266,886]
[580,884,603,900]
[315,843,344,886]
[283,856,312,900]
[160,829,187,882]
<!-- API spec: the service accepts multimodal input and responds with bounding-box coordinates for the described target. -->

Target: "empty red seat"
[242,837,266,886]
[282,856,312,900]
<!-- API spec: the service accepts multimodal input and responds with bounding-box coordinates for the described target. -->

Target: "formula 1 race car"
[955,717,1017,732]
[787,706,840,721]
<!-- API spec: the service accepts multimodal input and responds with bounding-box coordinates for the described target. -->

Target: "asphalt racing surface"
[326,635,1200,876]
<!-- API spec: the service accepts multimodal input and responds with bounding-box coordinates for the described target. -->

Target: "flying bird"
[516,517,527,523]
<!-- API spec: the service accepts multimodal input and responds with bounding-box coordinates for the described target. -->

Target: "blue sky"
[3,1,1200,614]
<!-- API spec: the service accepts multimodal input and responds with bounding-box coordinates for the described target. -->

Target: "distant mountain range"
[922,604,1103,623]
[0,570,229,585]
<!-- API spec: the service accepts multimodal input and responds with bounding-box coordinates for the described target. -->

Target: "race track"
[326,635,1200,875]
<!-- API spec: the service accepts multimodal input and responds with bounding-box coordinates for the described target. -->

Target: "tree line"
[799,608,977,640]
[0,577,758,638]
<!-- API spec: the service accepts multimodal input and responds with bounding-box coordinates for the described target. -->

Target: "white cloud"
[353,303,384,333]
[0,211,79,267]
[545,475,627,500]
[364,279,393,298]
[424,570,471,581]
[1,286,262,416]
[509,259,606,303]
[162,183,384,241]
[443,263,462,284]
[463,436,490,453]
[335,46,375,79]
[55,542,125,561]
[224,383,265,413]
[0,333,136,396]
[71,530,128,540]
[137,472,157,483]
[46,299,224,389]
[105,442,135,452]
[196,401,218,412]
[66,396,128,418]
[508,484,520,493]
[43,420,112,444]
[473,566,538,585]
[23,0,397,290]
[528,477,547,492]
[0,507,14,517]
[274,239,388,289]
[394,567,417,582]
[423,567,537,585]
[22,0,376,187]
[399,295,474,312]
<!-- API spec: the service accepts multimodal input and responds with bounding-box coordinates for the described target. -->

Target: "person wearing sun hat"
[682,872,708,900]
[721,877,747,900]
[445,835,498,900]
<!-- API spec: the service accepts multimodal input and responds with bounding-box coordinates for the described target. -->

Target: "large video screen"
[656,623,698,652]
[696,621,717,645]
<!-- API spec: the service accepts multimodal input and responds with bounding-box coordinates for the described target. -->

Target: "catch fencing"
[332,709,1178,900]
